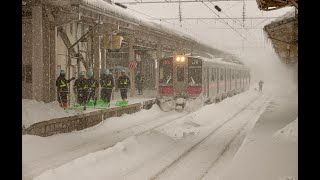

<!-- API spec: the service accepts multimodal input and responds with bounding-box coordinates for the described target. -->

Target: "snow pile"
[160,115,201,139]
[273,118,298,142]
[184,96,205,112]
[22,99,78,128]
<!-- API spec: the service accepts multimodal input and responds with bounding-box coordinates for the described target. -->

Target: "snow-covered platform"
[22,96,156,137]
[221,94,298,180]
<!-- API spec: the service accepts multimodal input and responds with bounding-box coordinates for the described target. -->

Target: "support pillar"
[42,14,51,103]
[156,44,163,92]
[101,46,106,71]
[31,6,44,101]
[129,36,135,97]
[93,36,101,98]
[49,24,56,102]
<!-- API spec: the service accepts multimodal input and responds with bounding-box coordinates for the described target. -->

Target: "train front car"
[157,57,175,111]
[157,55,203,111]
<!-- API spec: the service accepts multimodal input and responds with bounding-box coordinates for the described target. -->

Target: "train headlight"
[176,57,180,62]
[181,56,185,62]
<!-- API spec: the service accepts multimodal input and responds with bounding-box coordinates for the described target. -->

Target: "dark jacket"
[56,75,74,92]
[100,74,114,88]
[87,77,99,90]
[117,75,131,89]
[135,73,143,84]
[74,77,87,92]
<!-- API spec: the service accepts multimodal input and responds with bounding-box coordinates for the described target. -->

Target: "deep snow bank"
[273,118,298,142]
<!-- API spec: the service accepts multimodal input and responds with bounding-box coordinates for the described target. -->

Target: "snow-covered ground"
[24,88,272,180]
[22,90,156,128]
[218,95,298,180]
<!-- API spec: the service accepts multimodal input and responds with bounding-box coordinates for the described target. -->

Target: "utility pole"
[179,0,182,27]
[242,0,246,53]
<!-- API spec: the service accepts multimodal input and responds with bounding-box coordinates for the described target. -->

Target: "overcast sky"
[116,0,293,55]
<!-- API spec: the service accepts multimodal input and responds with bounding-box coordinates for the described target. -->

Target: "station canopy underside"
[24,0,243,64]
[264,15,298,64]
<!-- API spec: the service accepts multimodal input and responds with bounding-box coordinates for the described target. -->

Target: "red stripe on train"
[159,86,173,94]
[187,87,202,94]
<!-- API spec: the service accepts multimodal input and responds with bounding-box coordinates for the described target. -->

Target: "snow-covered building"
[22,0,234,103]
[255,1,298,82]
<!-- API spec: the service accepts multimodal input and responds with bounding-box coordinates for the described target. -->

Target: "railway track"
[150,95,269,180]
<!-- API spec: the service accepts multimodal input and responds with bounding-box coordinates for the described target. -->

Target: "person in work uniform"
[86,70,99,105]
[74,71,88,105]
[135,71,144,95]
[56,70,75,107]
[259,80,264,92]
[100,69,114,106]
[117,70,131,101]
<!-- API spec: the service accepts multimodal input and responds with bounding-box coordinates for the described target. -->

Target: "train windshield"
[159,58,173,85]
[188,68,202,86]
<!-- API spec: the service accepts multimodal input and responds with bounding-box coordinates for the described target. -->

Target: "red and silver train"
[156,55,251,110]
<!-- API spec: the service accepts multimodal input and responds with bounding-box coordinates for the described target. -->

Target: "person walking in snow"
[117,70,131,101]
[100,69,114,106]
[135,71,144,95]
[56,70,75,107]
[259,80,264,92]
[74,71,88,106]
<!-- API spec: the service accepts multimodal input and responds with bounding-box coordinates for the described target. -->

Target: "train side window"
[211,68,215,81]
[189,67,202,85]
[159,59,173,85]
[232,70,234,80]
[177,67,184,81]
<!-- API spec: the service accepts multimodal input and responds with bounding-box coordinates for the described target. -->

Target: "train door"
[207,67,210,98]
[217,67,220,94]
[229,69,232,91]
[211,67,217,97]
[224,68,227,93]
[173,60,187,96]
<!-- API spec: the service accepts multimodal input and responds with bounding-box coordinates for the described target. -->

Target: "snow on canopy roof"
[80,0,196,40]
[272,8,296,23]
[79,0,231,54]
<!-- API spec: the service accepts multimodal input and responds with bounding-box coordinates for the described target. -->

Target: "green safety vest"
[60,80,67,88]
[121,79,128,85]
[104,81,112,86]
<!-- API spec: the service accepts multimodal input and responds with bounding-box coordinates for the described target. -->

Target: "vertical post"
[49,24,56,102]
[42,14,51,103]
[128,35,135,97]
[101,46,106,71]
[156,43,162,92]
[31,5,44,101]
[93,35,101,98]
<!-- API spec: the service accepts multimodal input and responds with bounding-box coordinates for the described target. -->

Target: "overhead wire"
[200,1,254,45]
